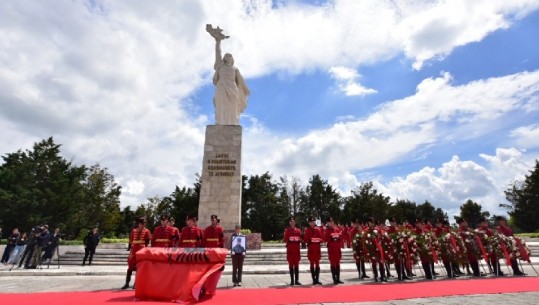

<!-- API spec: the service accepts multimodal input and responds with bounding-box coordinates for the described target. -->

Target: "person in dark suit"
[231,225,246,287]
[83,227,100,266]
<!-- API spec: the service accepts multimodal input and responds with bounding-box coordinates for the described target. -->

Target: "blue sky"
[1,0,539,218]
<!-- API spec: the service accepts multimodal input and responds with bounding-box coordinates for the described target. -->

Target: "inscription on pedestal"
[198,125,242,231]
[207,154,237,177]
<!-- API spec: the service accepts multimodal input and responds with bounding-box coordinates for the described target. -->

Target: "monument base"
[198,125,242,231]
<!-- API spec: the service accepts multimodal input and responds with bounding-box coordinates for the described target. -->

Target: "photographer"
[30,225,49,269]
[42,228,61,264]
[83,227,100,266]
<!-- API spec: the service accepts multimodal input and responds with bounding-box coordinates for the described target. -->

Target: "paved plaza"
[0,263,538,304]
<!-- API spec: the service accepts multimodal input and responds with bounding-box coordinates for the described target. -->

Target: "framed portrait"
[230,235,246,255]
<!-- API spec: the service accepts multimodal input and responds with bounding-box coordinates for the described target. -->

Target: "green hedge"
[516,233,539,238]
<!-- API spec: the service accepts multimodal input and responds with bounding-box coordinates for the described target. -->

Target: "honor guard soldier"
[366,217,387,282]
[284,216,302,285]
[152,215,173,248]
[351,219,369,279]
[204,215,224,248]
[168,217,180,247]
[477,217,503,276]
[179,215,203,248]
[304,216,323,285]
[325,216,344,284]
[457,218,482,277]
[414,219,434,280]
[496,216,525,275]
[122,217,151,289]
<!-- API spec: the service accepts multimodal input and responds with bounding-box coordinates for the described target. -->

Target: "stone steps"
[53,244,538,266]
[56,248,358,266]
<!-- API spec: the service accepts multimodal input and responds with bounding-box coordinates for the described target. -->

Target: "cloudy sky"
[1,0,538,218]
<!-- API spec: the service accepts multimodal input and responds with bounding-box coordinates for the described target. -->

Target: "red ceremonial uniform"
[325,225,342,264]
[458,227,478,264]
[151,225,173,247]
[128,227,151,270]
[350,226,362,263]
[304,226,323,262]
[387,225,398,234]
[284,226,302,265]
[170,226,180,247]
[179,226,203,248]
[204,224,224,248]
[497,225,513,237]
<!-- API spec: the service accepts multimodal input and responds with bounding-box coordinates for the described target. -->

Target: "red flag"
[404,238,412,269]
[430,241,439,264]
[500,242,511,265]
[450,234,459,253]
[375,236,385,264]
[515,238,531,263]
[475,236,489,262]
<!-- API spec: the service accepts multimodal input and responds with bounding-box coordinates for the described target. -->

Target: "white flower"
[373,230,378,234]
[367,234,371,238]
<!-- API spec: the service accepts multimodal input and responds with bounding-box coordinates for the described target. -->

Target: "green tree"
[387,199,417,223]
[242,173,288,240]
[342,182,390,224]
[77,164,122,237]
[503,160,539,232]
[0,137,86,238]
[300,174,341,222]
[117,206,136,237]
[166,177,201,227]
[457,199,490,228]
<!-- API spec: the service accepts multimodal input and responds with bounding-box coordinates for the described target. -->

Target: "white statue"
[206,24,250,125]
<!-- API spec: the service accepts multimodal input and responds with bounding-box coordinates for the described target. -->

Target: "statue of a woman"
[207,24,250,125]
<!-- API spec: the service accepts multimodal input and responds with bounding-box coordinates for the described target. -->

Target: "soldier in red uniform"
[180,215,203,248]
[194,217,204,246]
[415,219,434,280]
[325,216,344,284]
[434,218,456,278]
[457,218,482,277]
[284,216,302,285]
[168,217,180,247]
[121,217,151,289]
[477,217,503,276]
[350,219,369,279]
[496,216,525,275]
[203,214,224,248]
[342,224,352,248]
[304,216,323,285]
[151,215,173,248]
[388,217,410,281]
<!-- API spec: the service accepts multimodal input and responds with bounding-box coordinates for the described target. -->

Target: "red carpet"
[0,277,538,305]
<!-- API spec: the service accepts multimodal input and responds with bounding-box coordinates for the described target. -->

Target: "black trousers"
[231,254,244,283]
[83,247,96,264]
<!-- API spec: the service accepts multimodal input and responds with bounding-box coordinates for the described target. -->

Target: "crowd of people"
[1,225,61,269]
[283,215,532,285]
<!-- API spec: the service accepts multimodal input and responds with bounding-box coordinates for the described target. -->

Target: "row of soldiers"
[284,215,532,285]
[121,214,224,289]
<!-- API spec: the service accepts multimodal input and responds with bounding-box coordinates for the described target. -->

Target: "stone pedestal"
[198,125,242,231]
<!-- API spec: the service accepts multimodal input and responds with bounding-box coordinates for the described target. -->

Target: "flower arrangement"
[439,231,467,265]
[508,236,532,262]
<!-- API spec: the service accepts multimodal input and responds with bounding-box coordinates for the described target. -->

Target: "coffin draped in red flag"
[135,247,227,303]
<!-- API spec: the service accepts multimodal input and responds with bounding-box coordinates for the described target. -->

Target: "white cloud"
[242,70,539,180]
[0,0,538,209]
[510,124,539,149]
[379,148,534,217]
[329,66,377,96]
